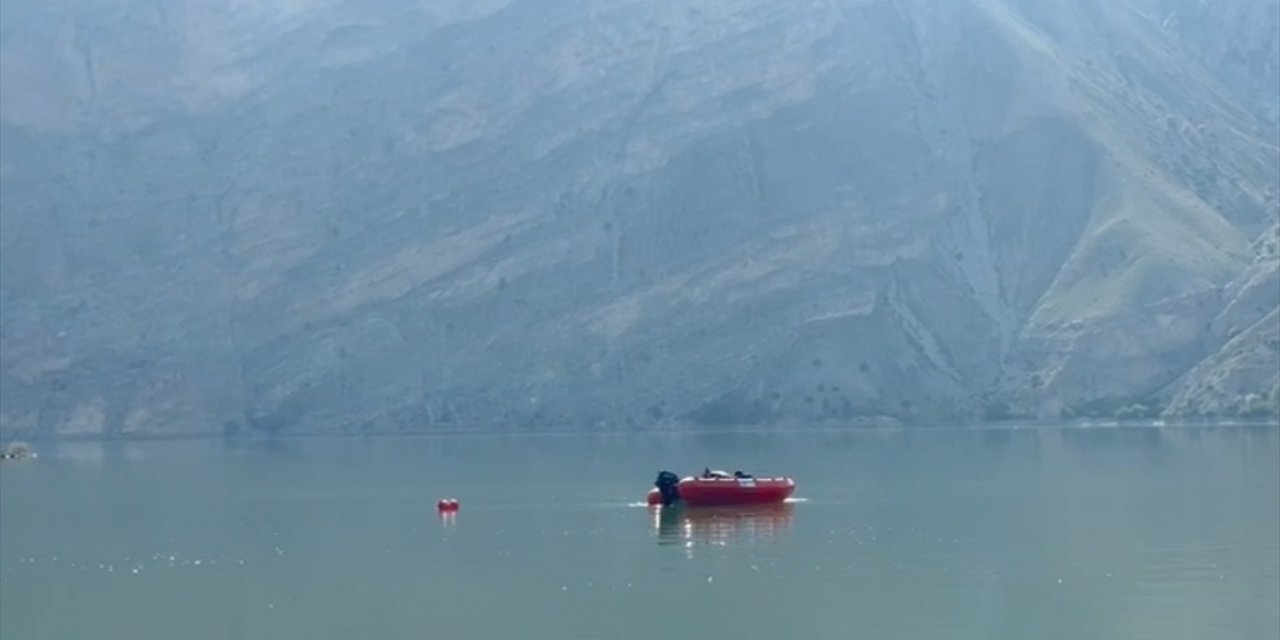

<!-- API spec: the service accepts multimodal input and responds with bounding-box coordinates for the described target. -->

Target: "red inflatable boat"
[647,471,796,507]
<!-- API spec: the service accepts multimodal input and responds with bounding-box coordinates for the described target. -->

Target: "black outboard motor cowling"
[654,470,681,506]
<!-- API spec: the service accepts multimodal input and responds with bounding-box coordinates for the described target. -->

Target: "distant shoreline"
[5,417,1277,445]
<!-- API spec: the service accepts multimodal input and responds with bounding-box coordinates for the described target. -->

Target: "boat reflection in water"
[651,502,795,548]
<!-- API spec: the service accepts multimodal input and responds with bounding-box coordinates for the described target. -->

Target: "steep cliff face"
[1139,0,1280,128]
[1,0,1277,438]
[1164,224,1280,418]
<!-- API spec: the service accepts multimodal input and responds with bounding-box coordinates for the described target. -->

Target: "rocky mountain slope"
[1,0,1277,438]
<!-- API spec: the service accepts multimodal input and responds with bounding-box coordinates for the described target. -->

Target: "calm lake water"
[1,425,1277,639]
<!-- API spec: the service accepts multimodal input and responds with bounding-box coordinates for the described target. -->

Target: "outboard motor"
[654,470,681,506]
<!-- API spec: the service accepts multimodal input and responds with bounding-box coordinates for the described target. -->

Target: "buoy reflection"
[651,503,794,546]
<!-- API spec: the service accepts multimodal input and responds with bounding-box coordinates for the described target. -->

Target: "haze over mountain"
[1,0,1277,438]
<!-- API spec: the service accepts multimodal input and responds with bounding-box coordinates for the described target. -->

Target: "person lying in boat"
[700,468,757,479]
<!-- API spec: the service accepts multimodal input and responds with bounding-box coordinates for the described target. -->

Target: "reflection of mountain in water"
[651,503,794,547]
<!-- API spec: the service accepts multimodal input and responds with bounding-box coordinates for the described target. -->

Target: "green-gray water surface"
[1,425,1277,639]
